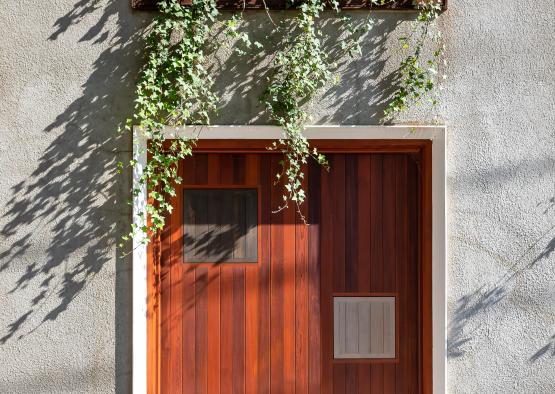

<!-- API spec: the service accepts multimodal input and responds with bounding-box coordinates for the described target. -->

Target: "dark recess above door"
[131,0,447,11]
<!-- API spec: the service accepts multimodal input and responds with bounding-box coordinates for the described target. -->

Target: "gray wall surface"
[0,0,553,393]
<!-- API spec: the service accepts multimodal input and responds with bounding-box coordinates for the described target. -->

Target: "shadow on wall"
[0,0,149,392]
[319,13,408,124]
[209,11,408,125]
[447,196,555,360]
[0,2,408,391]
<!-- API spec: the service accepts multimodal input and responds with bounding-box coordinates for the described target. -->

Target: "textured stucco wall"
[0,1,148,392]
[0,0,553,393]
[441,2,555,393]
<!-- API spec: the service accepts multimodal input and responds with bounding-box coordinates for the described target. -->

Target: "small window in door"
[333,296,396,359]
[183,188,258,263]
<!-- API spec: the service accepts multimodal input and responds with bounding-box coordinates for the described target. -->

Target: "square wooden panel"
[333,296,396,359]
[183,188,258,263]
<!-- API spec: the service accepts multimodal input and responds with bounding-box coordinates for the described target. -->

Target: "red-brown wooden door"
[155,147,429,394]
[316,154,422,394]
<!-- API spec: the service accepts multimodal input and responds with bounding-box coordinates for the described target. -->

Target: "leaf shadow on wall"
[529,218,555,363]
[447,208,555,360]
[319,12,409,124]
[208,11,408,125]
[0,1,149,392]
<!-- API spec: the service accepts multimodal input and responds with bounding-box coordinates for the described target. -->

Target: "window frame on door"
[181,184,262,264]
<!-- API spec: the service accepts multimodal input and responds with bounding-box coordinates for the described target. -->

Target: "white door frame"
[132,125,447,393]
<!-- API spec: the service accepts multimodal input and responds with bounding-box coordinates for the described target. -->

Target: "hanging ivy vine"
[121,0,444,243]
[263,0,335,219]
[120,0,219,244]
[383,0,444,122]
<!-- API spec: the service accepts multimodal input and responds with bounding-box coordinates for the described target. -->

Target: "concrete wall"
[0,0,553,393]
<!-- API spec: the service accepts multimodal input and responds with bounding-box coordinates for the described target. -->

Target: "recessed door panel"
[157,150,426,394]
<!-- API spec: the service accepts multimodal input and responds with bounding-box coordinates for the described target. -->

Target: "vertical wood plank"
[308,160,322,394]
[207,155,221,394]
[345,362,358,394]
[220,154,235,394]
[357,154,372,394]
[148,235,161,394]
[382,155,397,293]
[332,155,346,394]
[195,267,208,394]
[181,158,194,393]
[370,154,383,293]
[245,155,260,394]
[270,154,285,393]
[370,154,383,394]
[382,155,397,394]
[232,155,246,394]
[160,155,185,393]
[393,155,412,393]
[232,268,246,394]
[160,199,172,392]
[344,154,358,393]
[258,155,271,393]
[384,362,396,394]
[296,164,309,394]
[370,365,384,394]
[194,155,211,394]
[345,154,358,292]
[283,176,296,393]
[320,157,333,394]
[397,155,410,394]
[407,154,421,394]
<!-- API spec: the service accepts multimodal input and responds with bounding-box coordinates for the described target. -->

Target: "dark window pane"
[183,188,258,263]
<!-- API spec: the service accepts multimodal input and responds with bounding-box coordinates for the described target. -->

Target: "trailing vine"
[263,0,334,218]
[383,0,444,122]
[121,0,444,243]
[120,0,219,244]
[263,0,444,215]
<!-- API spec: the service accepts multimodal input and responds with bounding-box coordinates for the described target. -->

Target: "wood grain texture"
[219,154,234,394]
[207,155,221,394]
[245,155,260,394]
[320,154,334,394]
[307,160,322,394]
[296,164,309,394]
[154,146,431,394]
[179,157,192,393]
[320,154,422,393]
[257,155,271,393]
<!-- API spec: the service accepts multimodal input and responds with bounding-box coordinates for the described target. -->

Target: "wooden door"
[152,143,431,394]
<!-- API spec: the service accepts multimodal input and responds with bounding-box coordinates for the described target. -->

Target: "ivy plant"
[263,0,334,219]
[383,0,445,121]
[263,0,443,216]
[121,0,444,243]
[120,0,219,244]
